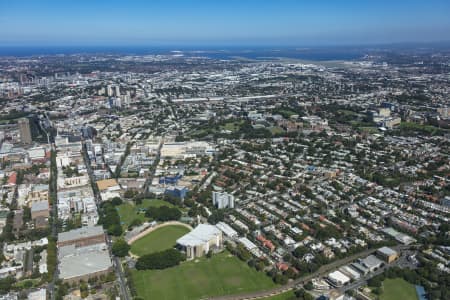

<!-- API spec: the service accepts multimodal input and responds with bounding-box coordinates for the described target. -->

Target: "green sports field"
[131,251,276,300]
[380,278,418,300]
[130,224,190,257]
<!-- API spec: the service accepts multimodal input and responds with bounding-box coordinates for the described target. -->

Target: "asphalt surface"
[143,138,163,196]
[82,141,131,300]
[48,146,58,300]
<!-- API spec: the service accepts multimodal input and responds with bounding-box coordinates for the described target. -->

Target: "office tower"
[212,191,235,209]
[114,85,120,97]
[106,85,114,97]
[18,118,32,144]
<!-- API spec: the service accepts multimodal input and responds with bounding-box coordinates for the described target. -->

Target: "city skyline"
[1,0,450,47]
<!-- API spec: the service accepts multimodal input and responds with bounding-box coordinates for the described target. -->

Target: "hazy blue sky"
[1,0,450,46]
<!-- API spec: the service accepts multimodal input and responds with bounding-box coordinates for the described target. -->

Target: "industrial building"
[58,243,112,284]
[327,270,351,287]
[376,246,399,263]
[18,118,32,144]
[359,255,384,272]
[57,226,105,248]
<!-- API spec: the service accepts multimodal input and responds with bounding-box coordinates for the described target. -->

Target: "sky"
[1,0,450,47]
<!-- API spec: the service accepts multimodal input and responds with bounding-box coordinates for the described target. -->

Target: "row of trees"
[112,239,130,257]
[46,237,57,282]
[145,206,181,222]
[135,249,185,270]
[98,201,122,236]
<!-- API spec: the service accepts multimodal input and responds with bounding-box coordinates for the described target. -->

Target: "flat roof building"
[57,226,105,248]
[18,118,32,144]
[31,201,49,220]
[327,270,351,287]
[376,246,399,263]
[339,265,361,280]
[58,243,112,284]
[359,255,384,272]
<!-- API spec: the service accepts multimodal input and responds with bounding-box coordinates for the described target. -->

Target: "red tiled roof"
[8,172,17,185]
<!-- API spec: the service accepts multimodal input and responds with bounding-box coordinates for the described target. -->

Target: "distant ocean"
[0,46,365,61]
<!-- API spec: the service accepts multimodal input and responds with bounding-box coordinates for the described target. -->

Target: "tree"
[124,190,135,199]
[294,288,314,300]
[273,273,288,285]
[108,224,123,236]
[304,281,314,290]
[98,201,123,236]
[0,276,16,294]
[145,206,181,222]
[129,218,143,229]
[112,239,130,257]
[207,210,225,224]
[135,249,185,270]
[368,275,383,288]
[293,246,308,258]
[111,197,123,206]
[23,206,32,223]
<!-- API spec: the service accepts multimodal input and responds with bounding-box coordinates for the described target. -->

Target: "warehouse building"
[58,243,112,284]
[327,270,351,287]
[376,246,399,263]
[359,255,384,272]
[57,226,105,248]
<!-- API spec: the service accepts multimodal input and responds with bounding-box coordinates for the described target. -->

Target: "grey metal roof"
[58,225,104,243]
[360,255,383,269]
[377,246,397,256]
[59,247,112,280]
[31,201,49,212]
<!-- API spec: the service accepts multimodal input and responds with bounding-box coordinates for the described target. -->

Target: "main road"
[143,137,164,196]
[48,147,59,300]
[209,245,414,300]
[82,141,131,300]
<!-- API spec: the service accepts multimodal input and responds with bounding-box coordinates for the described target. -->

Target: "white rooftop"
[328,270,351,284]
[177,224,220,247]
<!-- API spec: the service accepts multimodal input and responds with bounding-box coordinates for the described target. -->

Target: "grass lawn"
[359,126,379,133]
[380,278,418,300]
[117,199,174,227]
[221,120,244,132]
[269,126,285,135]
[274,109,298,118]
[132,251,276,300]
[130,225,190,256]
[337,109,360,117]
